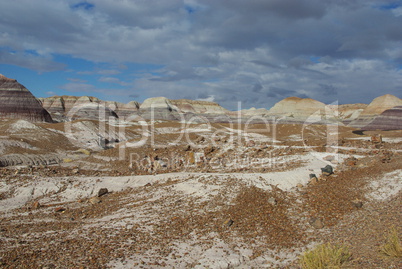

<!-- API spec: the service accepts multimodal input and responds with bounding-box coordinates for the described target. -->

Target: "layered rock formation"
[349,94,402,128]
[0,74,52,122]
[40,95,140,121]
[105,101,140,118]
[138,97,181,121]
[170,99,229,114]
[67,103,118,121]
[170,99,232,122]
[334,104,367,124]
[36,88,401,127]
[137,97,233,122]
[361,106,402,130]
[360,94,402,116]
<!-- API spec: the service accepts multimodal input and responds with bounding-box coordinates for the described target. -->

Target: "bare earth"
[0,119,401,268]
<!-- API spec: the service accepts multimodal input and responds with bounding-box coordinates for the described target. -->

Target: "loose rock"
[31,201,41,210]
[55,207,66,213]
[89,197,101,204]
[321,165,333,176]
[223,218,234,227]
[98,188,109,197]
[309,217,324,229]
[268,197,278,206]
[352,199,363,208]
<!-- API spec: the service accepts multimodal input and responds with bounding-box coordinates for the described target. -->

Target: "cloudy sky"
[1,0,402,110]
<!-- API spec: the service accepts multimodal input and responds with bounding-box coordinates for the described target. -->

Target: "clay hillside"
[0,74,52,122]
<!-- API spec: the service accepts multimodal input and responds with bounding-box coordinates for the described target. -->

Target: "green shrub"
[300,243,351,269]
[380,227,402,257]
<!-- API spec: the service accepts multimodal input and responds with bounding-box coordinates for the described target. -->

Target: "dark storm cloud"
[266,87,297,98]
[252,83,263,93]
[1,0,402,109]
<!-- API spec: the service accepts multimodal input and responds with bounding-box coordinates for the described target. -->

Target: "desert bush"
[380,226,402,257]
[300,243,351,269]
[63,158,73,163]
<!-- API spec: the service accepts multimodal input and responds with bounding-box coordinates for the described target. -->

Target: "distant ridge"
[349,94,402,129]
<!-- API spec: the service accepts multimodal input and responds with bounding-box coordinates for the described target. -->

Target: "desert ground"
[0,118,401,268]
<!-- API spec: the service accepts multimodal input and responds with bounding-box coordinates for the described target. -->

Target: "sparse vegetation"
[62,158,73,163]
[76,148,91,155]
[300,243,351,269]
[380,227,402,258]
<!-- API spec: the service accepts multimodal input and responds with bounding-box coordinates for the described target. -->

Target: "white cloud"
[98,76,129,86]
[196,95,215,102]
[392,6,402,17]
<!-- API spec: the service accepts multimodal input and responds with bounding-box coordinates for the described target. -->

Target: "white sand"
[366,169,402,201]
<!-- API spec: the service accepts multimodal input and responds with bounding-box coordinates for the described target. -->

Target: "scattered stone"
[309,173,317,179]
[98,188,109,197]
[352,199,363,208]
[55,207,66,213]
[186,151,195,164]
[346,157,358,166]
[309,217,324,229]
[195,136,205,143]
[246,140,255,147]
[321,165,333,176]
[380,151,392,163]
[309,177,318,185]
[203,146,215,155]
[32,201,41,210]
[268,197,278,206]
[144,183,152,187]
[223,218,234,227]
[296,183,303,189]
[323,155,335,162]
[89,197,101,204]
[371,134,382,144]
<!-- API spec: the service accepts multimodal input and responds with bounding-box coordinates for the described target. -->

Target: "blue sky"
[1,0,402,110]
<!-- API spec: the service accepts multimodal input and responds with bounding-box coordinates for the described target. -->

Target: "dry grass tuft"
[300,243,351,269]
[380,227,402,257]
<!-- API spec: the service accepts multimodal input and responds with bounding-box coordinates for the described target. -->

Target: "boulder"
[98,188,109,197]
[321,165,333,175]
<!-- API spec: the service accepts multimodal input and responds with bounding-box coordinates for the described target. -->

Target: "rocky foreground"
[0,119,401,268]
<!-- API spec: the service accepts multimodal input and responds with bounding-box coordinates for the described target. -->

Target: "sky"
[1,0,402,110]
